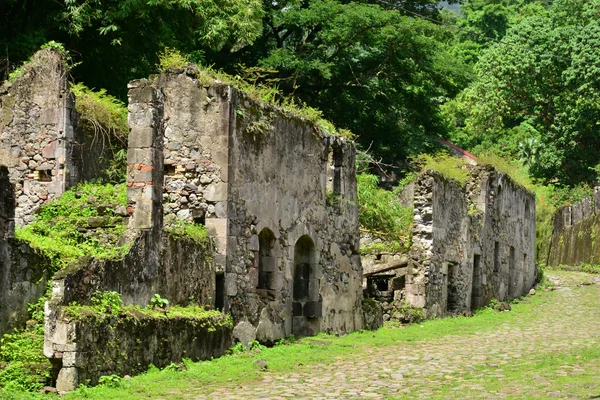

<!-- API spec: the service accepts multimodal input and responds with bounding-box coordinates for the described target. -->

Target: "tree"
[444,0,600,185]
[219,0,469,166]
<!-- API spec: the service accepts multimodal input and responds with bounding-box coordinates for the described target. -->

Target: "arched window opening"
[257,228,277,291]
[292,235,321,318]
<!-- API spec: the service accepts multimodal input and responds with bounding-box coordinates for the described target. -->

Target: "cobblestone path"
[201,271,600,400]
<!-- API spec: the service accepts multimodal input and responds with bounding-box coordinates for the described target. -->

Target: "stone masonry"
[41,65,364,391]
[405,166,536,317]
[125,66,364,341]
[0,165,53,336]
[0,49,78,226]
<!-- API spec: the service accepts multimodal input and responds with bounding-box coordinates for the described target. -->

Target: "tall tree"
[444,0,600,185]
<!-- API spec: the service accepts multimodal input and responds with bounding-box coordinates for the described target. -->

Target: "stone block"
[261,256,276,272]
[233,321,256,349]
[248,267,259,288]
[304,301,322,318]
[204,182,227,202]
[249,235,259,251]
[41,141,57,159]
[225,274,238,296]
[128,126,156,148]
[56,367,78,393]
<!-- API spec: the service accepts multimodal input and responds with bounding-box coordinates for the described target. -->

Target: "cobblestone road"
[201,271,600,400]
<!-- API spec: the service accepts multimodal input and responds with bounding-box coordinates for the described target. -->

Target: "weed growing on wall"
[477,153,535,192]
[157,47,190,71]
[416,153,470,185]
[15,183,129,271]
[164,220,209,245]
[158,49,353,139]
[70,83,129,183]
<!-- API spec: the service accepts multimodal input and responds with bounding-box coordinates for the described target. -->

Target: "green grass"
[2,272,598,399]
[49,286,562,399]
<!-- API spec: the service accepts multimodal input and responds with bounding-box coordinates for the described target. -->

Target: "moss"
[62,304,232,332]
[15,183,130,272]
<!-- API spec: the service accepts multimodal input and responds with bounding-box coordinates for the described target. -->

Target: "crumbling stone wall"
[0,165,53,336]
[45,307,232,393]
[44,230,222,391]
[227,91,362,340]
[123,69,363,342]
[0,49,78,226]
[545,189,600,267]
[407,167,535,317]
[546,213,600,266]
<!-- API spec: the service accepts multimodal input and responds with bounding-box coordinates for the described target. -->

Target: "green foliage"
[164,220,208,245]
[0,287,52,393]
[417,153,470,185]
[388,301,426,324]
[98,375,122,388]
[148,294,169,310]
[357,173,413,246]
[535,185,556,262]
[91,291,123,314]
[188,65,353,139]
[157,48,190,72]
[360,241,407,256]
[246,0,467,164]
[15,183,129,271]
[445,0,600,187]
[552,263,600,275]
[477,153,534,191]
[70,83,128,182]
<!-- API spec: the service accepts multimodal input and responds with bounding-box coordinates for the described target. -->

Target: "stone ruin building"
[38,65,364,390]
[364,165,537,318]
[0,48,114,227]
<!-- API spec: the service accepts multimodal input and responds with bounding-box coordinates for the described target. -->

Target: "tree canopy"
[3,0,600,188]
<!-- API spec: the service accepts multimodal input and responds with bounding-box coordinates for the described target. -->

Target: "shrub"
[157,47,190,71]
[148,294,169,310]
[91,291,123,314]
[357,173,413,247]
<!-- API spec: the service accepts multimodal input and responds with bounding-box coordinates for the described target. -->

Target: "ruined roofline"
[1,46,69,89]
[143,63,355,141]
[419,162,535,196]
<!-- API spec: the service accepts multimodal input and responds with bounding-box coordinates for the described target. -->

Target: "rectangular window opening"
[215,273,225,311]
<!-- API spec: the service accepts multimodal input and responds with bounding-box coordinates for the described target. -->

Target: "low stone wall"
[45,307,232,392]
[52,231,217,308]
[44,229,226,391]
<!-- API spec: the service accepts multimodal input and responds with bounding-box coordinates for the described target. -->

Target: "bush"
[357,173,413,246]
[157,47,190,71]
